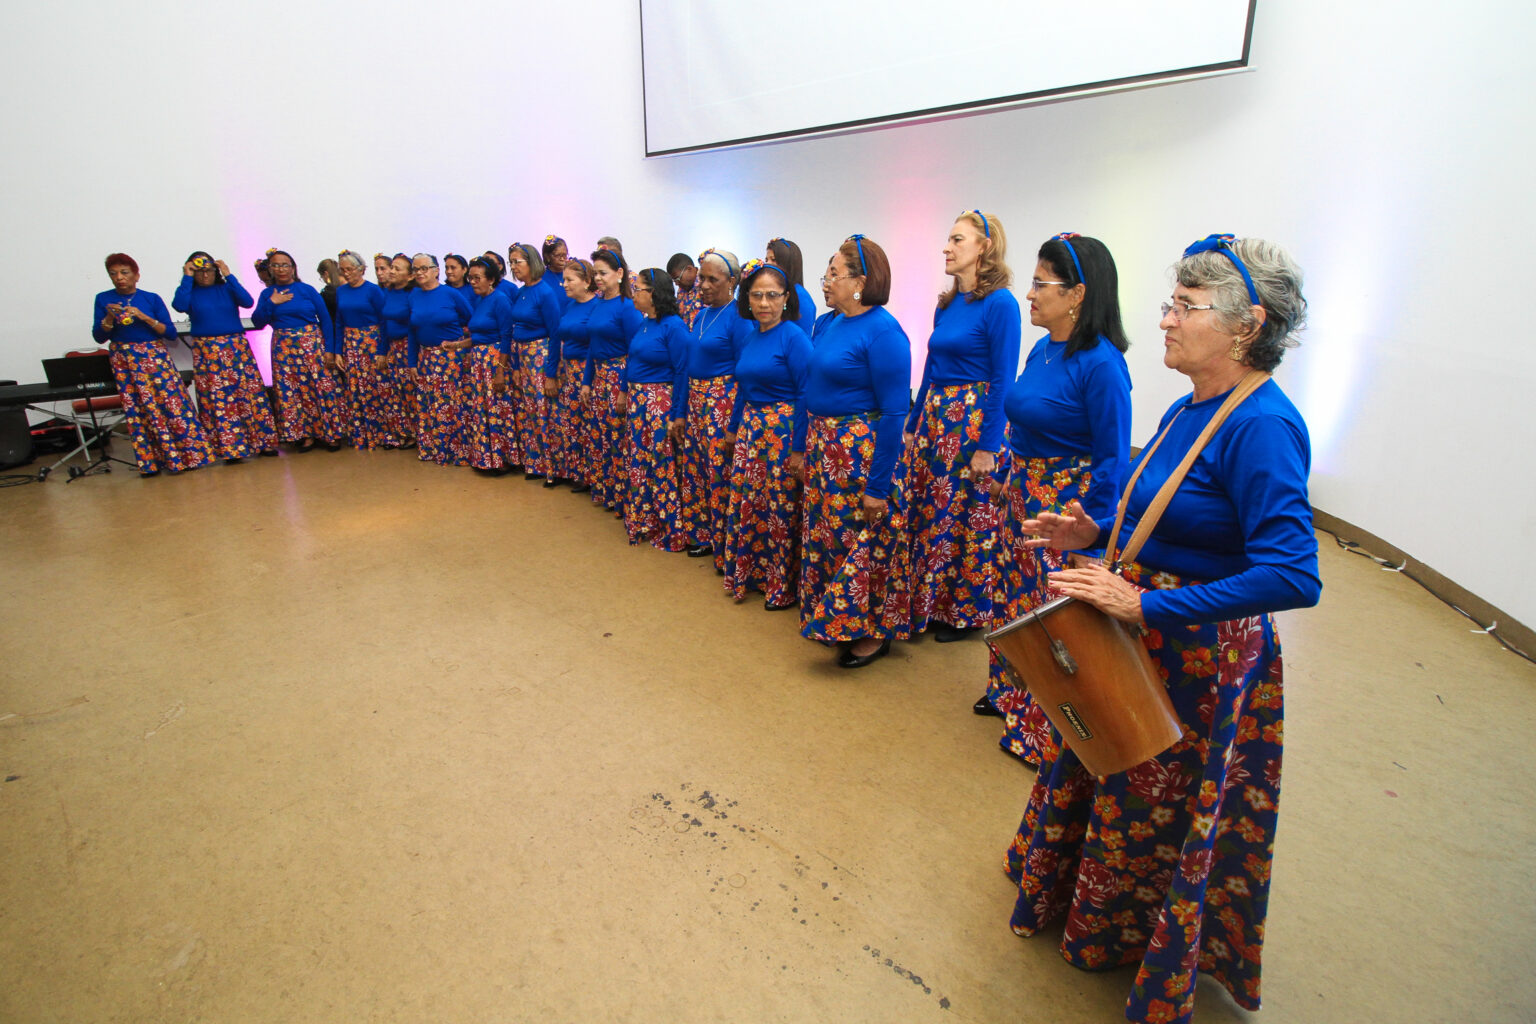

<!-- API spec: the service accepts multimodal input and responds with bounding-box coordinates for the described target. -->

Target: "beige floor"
[1,447,1533,1024]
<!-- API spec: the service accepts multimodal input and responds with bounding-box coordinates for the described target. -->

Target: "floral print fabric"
[182,332,276,459]
[270,325,347,446]
[1005,562,1284,1024]
[677,376,738,558]
[108,339,212,474]
[723,400,801,606]
[624,382,686,550]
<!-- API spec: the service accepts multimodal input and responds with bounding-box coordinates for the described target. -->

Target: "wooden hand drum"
[986,595,1185,777]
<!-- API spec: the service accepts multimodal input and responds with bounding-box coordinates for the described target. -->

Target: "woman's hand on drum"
[1048,562,1145,625]
[1023,500,1100,551]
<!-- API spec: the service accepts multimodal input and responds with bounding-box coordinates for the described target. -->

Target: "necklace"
[1043,339,1064,364]
[696,303,728,337]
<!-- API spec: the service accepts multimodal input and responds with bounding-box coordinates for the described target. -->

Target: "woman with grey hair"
[506,242,562,480]
[671,247,746,561]
[1005,234,1320,1024]
[332,249,398,448]
[406,253,474,464]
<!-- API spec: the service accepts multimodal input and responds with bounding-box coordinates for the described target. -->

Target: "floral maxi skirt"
[724,400,801,606]
[183,332,276,459]
[624,382,686,550]
[270,325,347,446]
[108,338,213,474]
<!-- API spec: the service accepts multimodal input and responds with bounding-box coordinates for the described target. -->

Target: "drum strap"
[1104,369,1271,569]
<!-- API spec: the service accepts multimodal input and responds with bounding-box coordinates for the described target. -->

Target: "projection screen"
[640,0,1257,156]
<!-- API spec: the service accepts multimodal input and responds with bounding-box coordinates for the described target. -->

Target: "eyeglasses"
[508,258,527,266]
[412,265,434,273]
[1029,278,1068,290]
[1161,299,1216,322]
[268,262,295,270]
[820,271,856,285]
[749,290,785,302]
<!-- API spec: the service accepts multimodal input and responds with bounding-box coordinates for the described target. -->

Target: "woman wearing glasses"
[619,269,691,549]
[672,248,745,562]
[252,249,346,452]
[1007,235,1318,1024]
[462,257,516,474]
[172,250,277,462]
[723,260,812,609]
[796,236,912,669]
[902,211,1020,646]
[406,253,474,465]
[92,253,212,475]
[506,242,562,481]
[544,257,601,490]
[979,233,1132,766]
[331,250,398,449]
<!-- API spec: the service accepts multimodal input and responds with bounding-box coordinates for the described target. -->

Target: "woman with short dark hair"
[172,250,277,462]
[444,254,475,307]
[462,257,516,474]
[1006,234,1318,1024]
[381,254,418,447]
[252,249,346,452]
[582,248,641,515]
[795,236,912,668]
[668,252,701,327]
[619,268,691,549]
[723,260,812,609]
[92,253,212,475]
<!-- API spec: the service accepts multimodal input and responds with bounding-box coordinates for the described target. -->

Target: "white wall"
[3,1,1532,627]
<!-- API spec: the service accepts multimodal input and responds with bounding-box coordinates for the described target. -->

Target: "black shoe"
[934,624,977,643]
[295,439,316,453]
[526,472,545,481]
[569,483,591,494]
[972,696,1003,717]
[474,466,511,477]
[542,477,561,488]
[224,457,244,465]
[764,598,797,611]
[685,544,712,558]
[259,449,279,457]
[399,438,418,449]
[837,637,892,669]
[322,443,343,452]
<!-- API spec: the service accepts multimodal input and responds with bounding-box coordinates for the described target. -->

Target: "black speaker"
[0,381,32,469]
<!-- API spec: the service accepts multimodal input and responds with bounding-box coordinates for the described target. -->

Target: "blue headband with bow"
[1183,233,1260,306]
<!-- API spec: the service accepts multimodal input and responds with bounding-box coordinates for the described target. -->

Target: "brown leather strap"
[1104,370,1270,569]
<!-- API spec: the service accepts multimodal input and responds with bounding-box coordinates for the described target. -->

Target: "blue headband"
[1183,233,1260,306]
[848,234,868,274]
[972,210,990,238]
[744,260,787,284]
[1053,232,1084,283]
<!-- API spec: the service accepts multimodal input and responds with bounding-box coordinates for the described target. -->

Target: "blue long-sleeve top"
[495,279,519,306]
[1095,378,1321,630]
[467,289,515,356]
[334,281,389,357]
[792,283,818,342]
[800,306,911,499]
[406,284,473,367]
[92,289,177,345]
[541,268,571,312]
[730,320,812,449]
[252,281,334,352]
[583,295,642,385]
[907,289,1021,452]
[509,279,562,341]
[623,314,691,420]
[809,310,839,344]
[382,286,412,344]
[453,281,477,308]
[546,295,599,375]
[172,274,253,337]
[1002,333,1132,520]
[686,302,749,379]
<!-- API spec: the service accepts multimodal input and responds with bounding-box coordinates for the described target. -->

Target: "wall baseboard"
[1313,508,1534,661]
